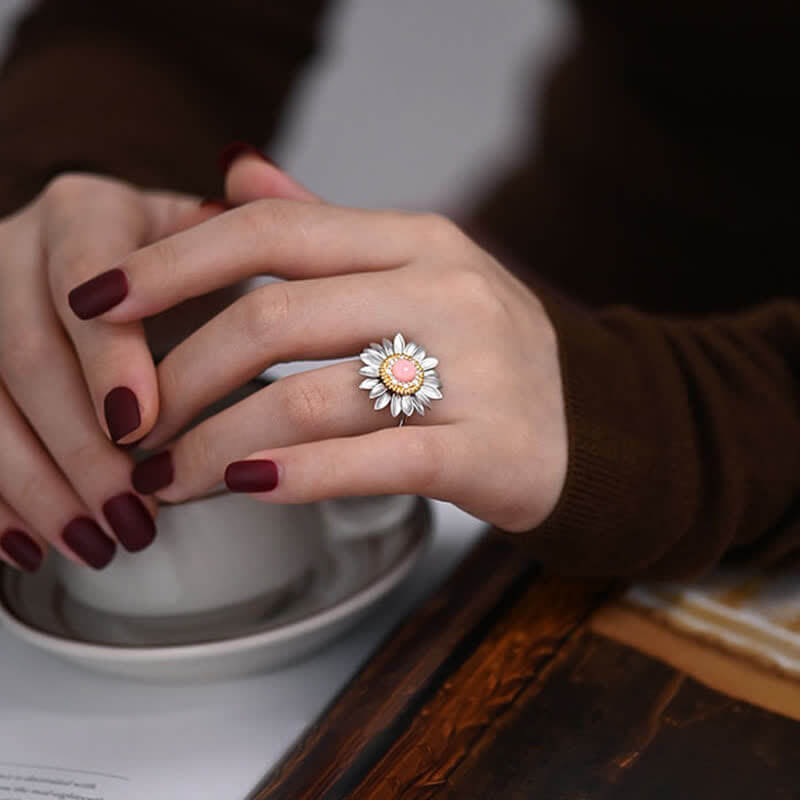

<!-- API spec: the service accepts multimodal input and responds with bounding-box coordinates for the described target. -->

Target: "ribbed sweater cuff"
[530,293,699,576]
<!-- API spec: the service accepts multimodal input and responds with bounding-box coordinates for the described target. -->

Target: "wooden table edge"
[250,529,615,799]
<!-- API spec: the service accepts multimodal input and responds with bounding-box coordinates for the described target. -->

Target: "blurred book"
[626,570,800,678]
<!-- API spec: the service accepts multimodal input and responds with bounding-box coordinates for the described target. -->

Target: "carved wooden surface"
[436,633,800,799]
[349,576,610,799]
[251,529,800,799]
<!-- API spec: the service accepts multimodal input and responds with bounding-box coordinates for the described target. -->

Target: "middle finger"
[67,200,424,323]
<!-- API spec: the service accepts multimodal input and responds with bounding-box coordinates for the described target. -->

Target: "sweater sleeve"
[531,295,800,579]
[0,0,329,216]
[468,0,800,577]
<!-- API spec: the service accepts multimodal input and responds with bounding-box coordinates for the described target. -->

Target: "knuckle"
[416,213,466,251]
[239,282,292,346]
[136,237,181,286]
[42,172,89,205]
[450,268,507,320]
[279,378,329,434]
[179,426,218,480]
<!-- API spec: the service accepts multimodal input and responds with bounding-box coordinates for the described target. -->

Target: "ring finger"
[134,358,447,503]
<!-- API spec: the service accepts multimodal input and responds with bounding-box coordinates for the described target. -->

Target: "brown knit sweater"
[1,0,798,578]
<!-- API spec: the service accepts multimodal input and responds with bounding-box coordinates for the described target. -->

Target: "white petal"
[418,392,432,407]
[360,350,383,366]
[414,348,426,363]
[369,383,387,399]
[359,378,379,390]
[359,365,379,378]
[374,393,391,410]
[393,333,405,354]
[411,395,426,415]
[423,374,441,388]
[369,342,386,357]
[382,337,394,354]
[418,385,443,401]
[404,342,418,356]
[401,395,414,415]
[390,394,403,417]
[421,357,439,370]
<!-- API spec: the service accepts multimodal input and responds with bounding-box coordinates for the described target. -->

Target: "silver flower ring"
[358,333,442,426]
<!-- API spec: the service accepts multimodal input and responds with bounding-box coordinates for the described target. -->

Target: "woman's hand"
[68,159,568,533]
[0,173,208,571]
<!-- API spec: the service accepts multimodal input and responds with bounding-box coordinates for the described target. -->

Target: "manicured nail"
[68,268,128,319]
[218,141,270,174]
[1,529,43,572]
[132,451,174,494]
[103,493,156,552]
[225,460,278,492]
[199,196,233,210]
[104,386,141,442]
[62,517,116,569]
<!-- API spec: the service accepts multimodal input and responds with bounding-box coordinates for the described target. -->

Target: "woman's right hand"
[0,173,204,571]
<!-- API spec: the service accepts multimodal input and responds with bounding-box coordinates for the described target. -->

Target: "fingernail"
[199,196,233,210]
[104,386,141,442]
[1,529,43,572]
[225,460,278,492]
[218,141,270,174]
[68,268,128,319]
[132,451,174,494]
[103,492,156,552]
[62,517,116,569]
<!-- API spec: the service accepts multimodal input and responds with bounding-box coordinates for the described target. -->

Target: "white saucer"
[0,500,431,681]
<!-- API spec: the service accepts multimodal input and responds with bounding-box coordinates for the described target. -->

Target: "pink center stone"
[391,358,417,383]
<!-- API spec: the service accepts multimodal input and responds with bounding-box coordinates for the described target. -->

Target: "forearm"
[0,0,330,216]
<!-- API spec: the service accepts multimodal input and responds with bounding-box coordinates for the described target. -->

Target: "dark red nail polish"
[104,386,141,442]
[225,460,278,493]
[62,517,116,569]
[103,493,156,552]
[218,141,268,174]
[1,529,43,572]
[132,451,174,494]
[199,196,233,210]
[68,268,128,320]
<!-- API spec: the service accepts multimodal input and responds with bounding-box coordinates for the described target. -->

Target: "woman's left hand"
[67,159,568,533]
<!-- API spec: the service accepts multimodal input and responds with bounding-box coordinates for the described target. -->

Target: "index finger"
[66,200,424,323]
[47,179,199,442]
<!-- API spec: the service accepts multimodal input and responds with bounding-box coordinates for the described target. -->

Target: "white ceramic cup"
[56,492,324,619]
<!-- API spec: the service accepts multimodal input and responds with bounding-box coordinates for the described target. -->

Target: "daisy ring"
[358,333,443,425]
